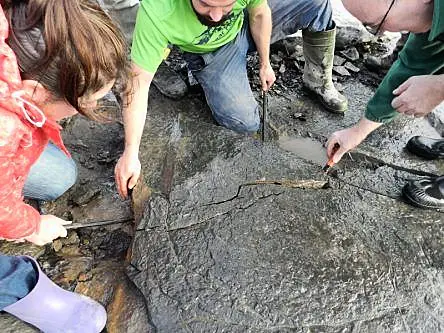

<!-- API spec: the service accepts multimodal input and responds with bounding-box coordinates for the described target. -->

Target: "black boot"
[406,136,444,160]
[152,62,188,99]
[402,176,444,209]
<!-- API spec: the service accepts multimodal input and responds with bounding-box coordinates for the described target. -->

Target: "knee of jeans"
[310,0,332,11]
[212,101,260,133]
[305,0,333,31]
[45,160,78,200]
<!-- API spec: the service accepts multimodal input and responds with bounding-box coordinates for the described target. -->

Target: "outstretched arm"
[328,32,444,163]
[115,63,154,198]
[248,1,275,91]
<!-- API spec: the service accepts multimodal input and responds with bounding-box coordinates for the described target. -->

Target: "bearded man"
[115,0,347,198]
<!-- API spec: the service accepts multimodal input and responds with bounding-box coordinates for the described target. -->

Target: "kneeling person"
[116,0,347,197]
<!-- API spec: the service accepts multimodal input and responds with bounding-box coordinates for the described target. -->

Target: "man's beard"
[191,4,232,27]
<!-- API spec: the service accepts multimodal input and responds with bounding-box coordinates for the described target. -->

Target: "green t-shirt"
[131,0,264,73]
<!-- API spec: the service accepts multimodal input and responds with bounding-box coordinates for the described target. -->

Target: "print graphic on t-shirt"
[192,11,242,45]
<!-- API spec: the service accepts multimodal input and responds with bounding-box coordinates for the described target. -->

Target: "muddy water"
[278,136,328,167]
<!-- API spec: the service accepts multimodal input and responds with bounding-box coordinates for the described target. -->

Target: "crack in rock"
[204,179,329,206]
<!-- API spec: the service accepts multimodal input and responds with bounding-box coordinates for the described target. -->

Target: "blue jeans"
[23,143,77,201]
[0,256,37,310]
[184,0,333,133]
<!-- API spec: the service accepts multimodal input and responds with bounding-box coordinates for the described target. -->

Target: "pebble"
[340,47,360,61]
[333,66,351,76]
[344,62,360,73]
[333,55,346,66]
[271,53,283,64]
[53,240,63,252]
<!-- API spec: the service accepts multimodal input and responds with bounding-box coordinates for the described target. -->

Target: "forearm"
[249,4,272,67]
[123,92,148,154]
[123,63,154,154]
[434,73,444,104]
[436,73,444,95]
[353,117,383,140]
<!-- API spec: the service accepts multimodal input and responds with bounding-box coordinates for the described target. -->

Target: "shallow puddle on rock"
[279,137,328,167]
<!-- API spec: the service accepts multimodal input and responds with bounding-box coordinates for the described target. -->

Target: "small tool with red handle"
[323,143,340,173]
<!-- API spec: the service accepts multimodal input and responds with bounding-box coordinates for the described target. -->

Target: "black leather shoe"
[406,136,444,160]
[402,175,444,209]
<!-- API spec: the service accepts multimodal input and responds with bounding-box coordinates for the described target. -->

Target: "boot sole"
[302,85,348,114]
[401,186,443,210]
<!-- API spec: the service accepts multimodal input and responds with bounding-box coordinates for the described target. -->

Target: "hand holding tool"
[323,143,340,173]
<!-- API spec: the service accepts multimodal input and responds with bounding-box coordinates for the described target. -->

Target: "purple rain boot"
[3,256,106,333]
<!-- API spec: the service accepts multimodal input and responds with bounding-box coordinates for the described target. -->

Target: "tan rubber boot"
[302,23,348,113]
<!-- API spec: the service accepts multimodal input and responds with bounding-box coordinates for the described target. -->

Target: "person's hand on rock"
[114,146,141,199]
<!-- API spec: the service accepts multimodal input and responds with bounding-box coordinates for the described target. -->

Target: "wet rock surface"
[1,5,443,333]
[128,81,443,332]
[125,12,442,332]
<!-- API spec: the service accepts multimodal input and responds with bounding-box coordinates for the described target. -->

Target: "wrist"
[353,117,383,140]
[124,143,140,154]
[259,59,271,68]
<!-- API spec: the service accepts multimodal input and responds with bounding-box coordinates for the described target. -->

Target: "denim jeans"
[184,0,333,133]
[23,143,78,201]
[0,256,37,310]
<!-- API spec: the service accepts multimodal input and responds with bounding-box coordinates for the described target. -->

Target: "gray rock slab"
[333,65,351,77]
[130,88,443,332]
[344,62,360,73]
[333,55,346,66]
[132,142,443,332]
[340,48,360,62]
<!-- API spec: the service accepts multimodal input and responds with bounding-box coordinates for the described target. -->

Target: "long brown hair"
[2,0,131,119]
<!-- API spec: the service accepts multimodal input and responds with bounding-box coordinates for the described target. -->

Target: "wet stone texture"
[0,8,443,332]
[128,80,443,332]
